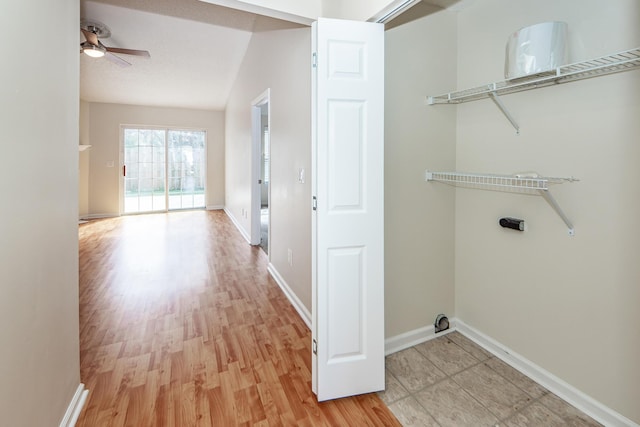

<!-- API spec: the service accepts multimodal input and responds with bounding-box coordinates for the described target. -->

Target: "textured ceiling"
[79,0,303,110]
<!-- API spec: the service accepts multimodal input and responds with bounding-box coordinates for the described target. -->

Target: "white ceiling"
[80,0,470,111]
[79,0,303,110]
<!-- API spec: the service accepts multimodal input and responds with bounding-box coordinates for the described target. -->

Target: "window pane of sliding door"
[123,128,166,213]
[167,130,206,210]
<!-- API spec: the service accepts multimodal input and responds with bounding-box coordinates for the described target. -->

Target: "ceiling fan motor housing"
[81,19,111,38]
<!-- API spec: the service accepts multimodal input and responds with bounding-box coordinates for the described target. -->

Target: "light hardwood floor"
[77,210,400,426]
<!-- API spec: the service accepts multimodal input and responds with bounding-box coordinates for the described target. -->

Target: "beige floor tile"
[538,393,603,426]
[385,332,601,427]
[446,331,493,361]
[483,357,548,399]
[378,369,410,405]
[503,402,566,427]
[453,363,533,420]
[386,348,446,392]
[387,397,440,427]
[414,336,480,375]
[415,378,500,427]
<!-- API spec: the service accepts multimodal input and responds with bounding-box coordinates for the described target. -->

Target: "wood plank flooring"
[77,210,400,426]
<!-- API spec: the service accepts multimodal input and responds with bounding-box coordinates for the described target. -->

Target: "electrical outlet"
[287,249,293,266]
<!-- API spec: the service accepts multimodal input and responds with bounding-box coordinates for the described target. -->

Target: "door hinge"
[313,339,318,355]
[312,52,317,68]
[312,196,317,211]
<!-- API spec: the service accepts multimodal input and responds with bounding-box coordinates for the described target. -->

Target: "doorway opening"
[121,127,206,214]
[251,90,270,254]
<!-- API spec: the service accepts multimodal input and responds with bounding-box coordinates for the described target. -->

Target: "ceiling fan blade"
[80,28,99,46]
[105,52,131,67]
[106,47,150,58]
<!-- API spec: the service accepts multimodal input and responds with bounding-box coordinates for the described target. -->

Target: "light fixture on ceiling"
[81,41,106,58]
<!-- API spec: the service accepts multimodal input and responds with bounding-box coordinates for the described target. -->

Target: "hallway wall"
[1,0,81,425]
[225,27,312,312]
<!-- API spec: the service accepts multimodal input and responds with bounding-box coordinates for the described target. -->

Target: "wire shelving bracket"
[426,47,640,133]
[425,171,579,236]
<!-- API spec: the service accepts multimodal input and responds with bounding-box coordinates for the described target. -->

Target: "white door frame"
[251,89,271,247]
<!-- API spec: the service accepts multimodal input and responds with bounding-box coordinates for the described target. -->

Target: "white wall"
[79,100,90,218]
[384,11,458,337]
[0,0,81,425]
[454,0,640,422]
[225,27,312,310]
[86,103,225,216]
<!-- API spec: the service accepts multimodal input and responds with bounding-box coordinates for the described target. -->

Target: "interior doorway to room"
[122,128,206,214]
[259,113,270,253]
[251,90,270,254]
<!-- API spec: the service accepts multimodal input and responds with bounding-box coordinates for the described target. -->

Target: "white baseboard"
[81,213,119,220]
[267,263,312,330]
[223,208,251,244]
[455,320,639,427]
[59,384,89,427]
[384,318,457,355]
[83,208,225,220]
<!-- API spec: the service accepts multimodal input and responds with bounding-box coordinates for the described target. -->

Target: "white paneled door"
[312,18,385,401]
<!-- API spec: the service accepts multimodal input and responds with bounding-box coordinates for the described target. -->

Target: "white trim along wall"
[59,384,89,427]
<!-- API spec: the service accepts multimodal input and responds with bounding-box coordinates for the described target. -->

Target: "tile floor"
[378,331,602,427]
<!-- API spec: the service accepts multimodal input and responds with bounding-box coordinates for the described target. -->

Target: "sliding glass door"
[123,128,206,214]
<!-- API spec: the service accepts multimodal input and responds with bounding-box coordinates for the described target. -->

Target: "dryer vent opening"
[434,314,449,333]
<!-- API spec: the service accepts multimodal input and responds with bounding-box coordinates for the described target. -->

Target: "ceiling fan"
[80,20,150,67]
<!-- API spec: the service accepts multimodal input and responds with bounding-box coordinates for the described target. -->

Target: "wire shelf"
[425,171,579,235]
[425,171,576,193]
[427,47,640,105]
